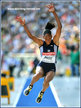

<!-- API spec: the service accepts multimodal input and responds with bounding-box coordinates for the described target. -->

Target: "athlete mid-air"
[16,3,62,103]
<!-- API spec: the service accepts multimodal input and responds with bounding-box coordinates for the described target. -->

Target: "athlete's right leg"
[24,66,44,96]
[30,66,44,85]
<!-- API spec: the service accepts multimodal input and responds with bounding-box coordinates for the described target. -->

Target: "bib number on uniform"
[41,52,56,63]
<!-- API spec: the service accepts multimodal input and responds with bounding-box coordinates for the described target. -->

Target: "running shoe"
[36,91,44,103]
[24,85,33,96]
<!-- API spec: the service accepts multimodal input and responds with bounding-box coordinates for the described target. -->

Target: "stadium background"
[1,1,80,107]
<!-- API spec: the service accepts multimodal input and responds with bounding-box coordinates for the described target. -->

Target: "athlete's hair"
[44,22,55,36]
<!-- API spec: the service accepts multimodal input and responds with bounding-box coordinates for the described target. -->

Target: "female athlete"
[16,3,62,103]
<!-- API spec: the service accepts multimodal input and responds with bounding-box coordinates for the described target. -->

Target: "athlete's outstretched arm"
[46,4,62,46]
[16,16,43,46]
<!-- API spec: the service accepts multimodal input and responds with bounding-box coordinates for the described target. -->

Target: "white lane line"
[13,77,28,107]
[50,81,63,107]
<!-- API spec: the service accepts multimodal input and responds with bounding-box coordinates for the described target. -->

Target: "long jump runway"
[16,77,62,107]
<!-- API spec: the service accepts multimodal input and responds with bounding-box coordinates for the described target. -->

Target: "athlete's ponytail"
[45,22,55,30]
[44,22,55,36]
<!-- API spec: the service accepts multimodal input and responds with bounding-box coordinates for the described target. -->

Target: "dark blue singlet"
[38,40,58,76]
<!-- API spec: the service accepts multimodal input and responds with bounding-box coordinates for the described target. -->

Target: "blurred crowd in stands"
[1,1,80,77]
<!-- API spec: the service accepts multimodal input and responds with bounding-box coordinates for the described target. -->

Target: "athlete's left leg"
[42,71,55,92]
[36,71,55,103]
